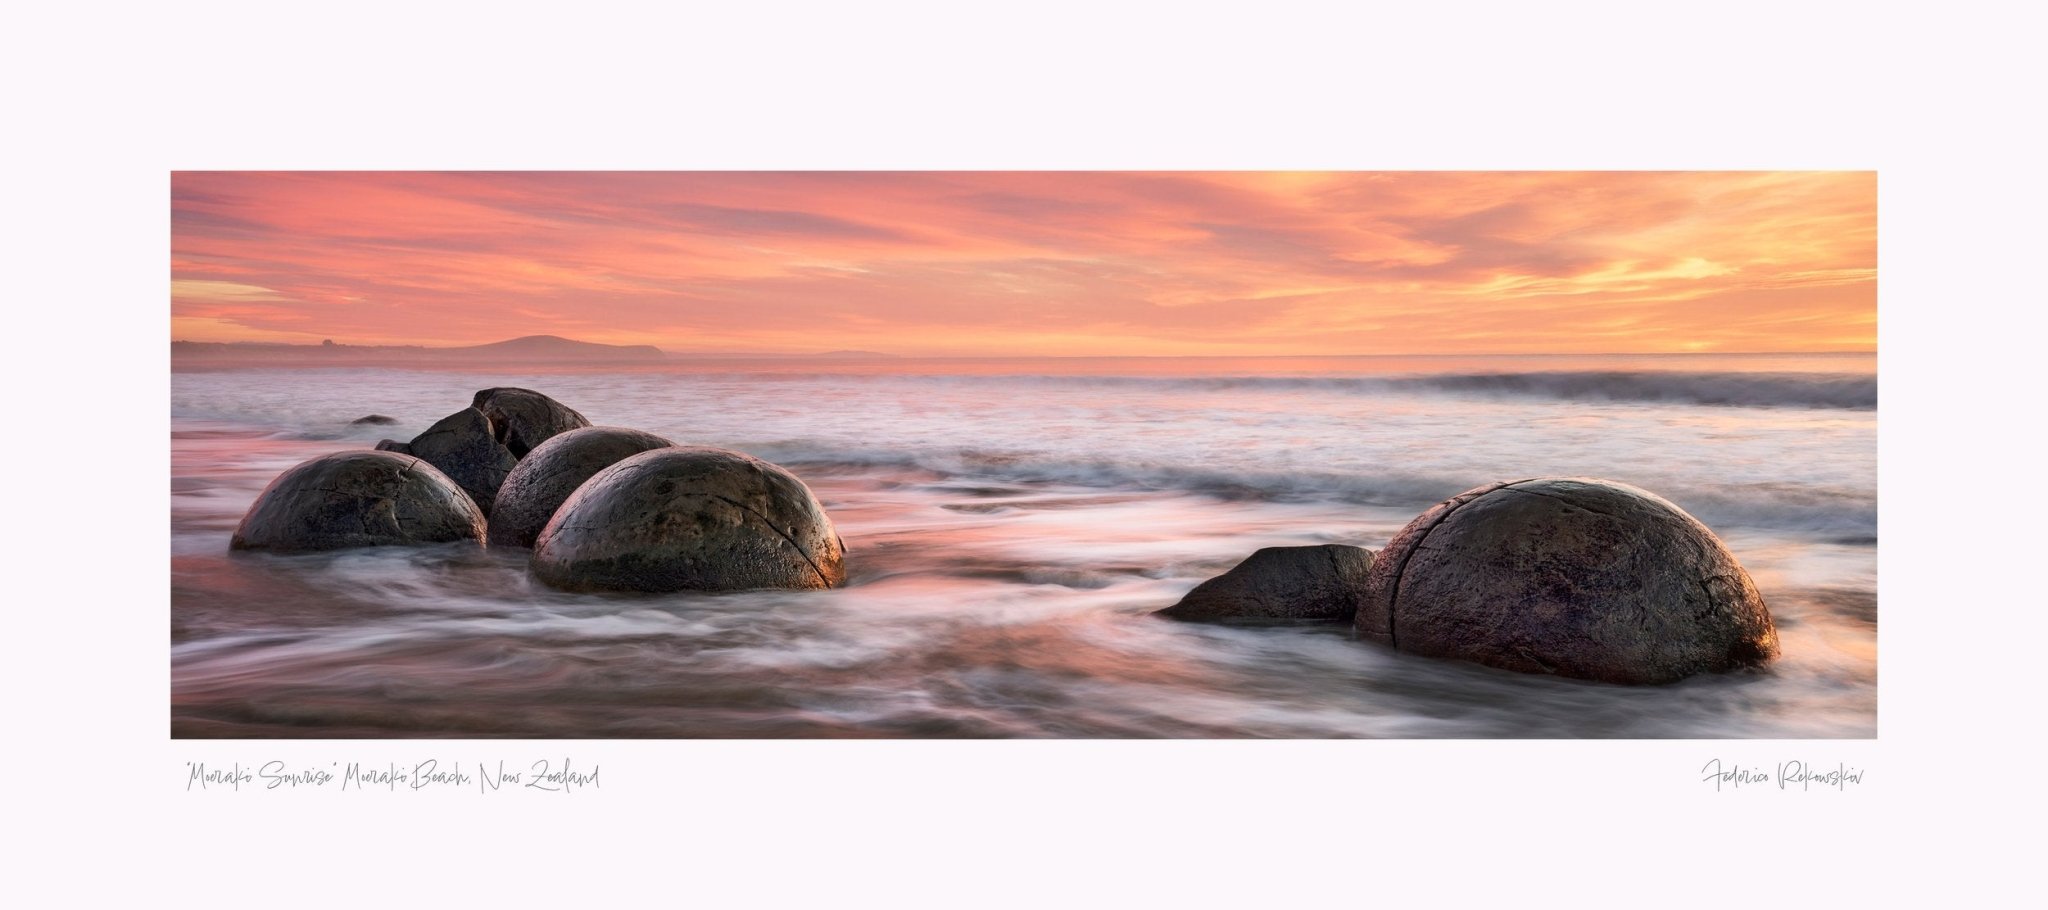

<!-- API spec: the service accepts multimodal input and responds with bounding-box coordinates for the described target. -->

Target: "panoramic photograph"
[169,170,1876,738]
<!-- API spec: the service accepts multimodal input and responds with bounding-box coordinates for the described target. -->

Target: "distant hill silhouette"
[660,349,902,359]
[173,334,667,366]
[443,335,666,360]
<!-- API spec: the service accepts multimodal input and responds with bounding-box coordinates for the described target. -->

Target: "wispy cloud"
[169,171,1876,354]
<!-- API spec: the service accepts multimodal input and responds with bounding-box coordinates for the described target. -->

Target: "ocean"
[170,353,1877,738]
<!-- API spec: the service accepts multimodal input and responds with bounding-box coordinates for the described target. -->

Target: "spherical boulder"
[230,451,486,552]
[1358,477,1778,685]
[1157,544,1374,622]
[531,446,845,593]
[488,426,677,548]
[471,387,590,458]
[407,407,519,516]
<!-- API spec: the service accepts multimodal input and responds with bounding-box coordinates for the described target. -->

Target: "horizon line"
[170,339,1876,358]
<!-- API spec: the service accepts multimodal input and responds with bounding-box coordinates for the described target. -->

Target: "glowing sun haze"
[171,171,1875,356]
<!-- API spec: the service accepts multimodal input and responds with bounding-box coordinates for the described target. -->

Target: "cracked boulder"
[488,426,677,548]
[407,407,519,517]
[471,387,590,458]
[1358,477,1778,685]
[1156,544,1373,622]
[530,446,845,593]
[230,451,486,552]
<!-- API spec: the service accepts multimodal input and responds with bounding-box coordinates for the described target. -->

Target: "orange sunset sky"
[170,171,1875,356]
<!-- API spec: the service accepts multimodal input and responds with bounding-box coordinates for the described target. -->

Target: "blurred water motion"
[172,353,1875,738]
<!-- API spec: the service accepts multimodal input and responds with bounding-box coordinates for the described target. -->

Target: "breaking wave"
[697,370,1877,410]
[1379,371,1876,409]
[755,444,1878,537]
[913,371,1881,410]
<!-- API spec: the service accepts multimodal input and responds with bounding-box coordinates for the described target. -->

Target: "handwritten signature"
[1700,759,1865,791]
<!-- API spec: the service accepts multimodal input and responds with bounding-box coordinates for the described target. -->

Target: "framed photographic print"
[170,171,1876,740]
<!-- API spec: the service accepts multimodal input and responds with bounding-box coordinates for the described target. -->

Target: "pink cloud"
[170,171,1875,354]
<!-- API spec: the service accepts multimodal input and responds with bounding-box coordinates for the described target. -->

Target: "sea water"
[170,353,1876,737]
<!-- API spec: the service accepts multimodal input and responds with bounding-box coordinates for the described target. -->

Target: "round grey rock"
[1157,544,1374,622]
[531,446,845,593]
[230,451,486,552]
[407,407,519,516]
[471,387,590,458]
[488,426,677,548]
[1358,477,1779,685]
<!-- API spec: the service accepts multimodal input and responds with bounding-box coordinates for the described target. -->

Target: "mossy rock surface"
[1358,477,1779,685]
[531,446,845,593]
[471,387,589,458]
[489,426,675,548]
[230,451,486,552]
[407,407,518,517]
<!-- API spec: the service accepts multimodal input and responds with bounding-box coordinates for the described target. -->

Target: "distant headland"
[171,335,902,366]
[173,334,665,365]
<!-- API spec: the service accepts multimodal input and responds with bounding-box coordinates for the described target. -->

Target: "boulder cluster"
[230,388,844,594]
[371,387,588,516]
[233,388,1781,685]
[1157,477,1779,685]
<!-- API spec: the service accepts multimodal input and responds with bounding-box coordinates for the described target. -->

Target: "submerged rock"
[471,387,589,458]
[407,407,518,516]
[488,426,677,548]
[1358,477,1778,685]
[1157,544,1374,622]
[530,446,845,593]
[230,451,485,552]
[351,414,398,425]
